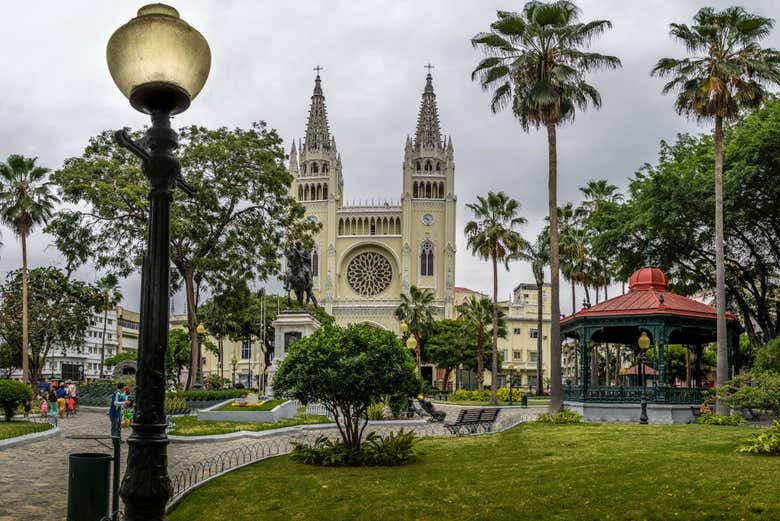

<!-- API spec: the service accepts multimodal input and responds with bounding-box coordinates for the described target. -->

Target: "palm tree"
[556,203,579,315]
[465,191,527,404]
[394,285,435,373]
[472,1,620,411]
[518,232,549,396]
[96,274,123,378]
[457,296,506,392]
[653,7,780,414]
[0,155,59,385]
[578,179,623,303]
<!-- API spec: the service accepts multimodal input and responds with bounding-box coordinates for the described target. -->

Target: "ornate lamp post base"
[639,399,649,424]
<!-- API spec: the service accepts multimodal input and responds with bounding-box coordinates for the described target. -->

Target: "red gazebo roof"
[561,267,737,324]
[619,364,658,376]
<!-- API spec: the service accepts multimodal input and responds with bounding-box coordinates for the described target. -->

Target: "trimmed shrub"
[449,389,491,402]
[291,430,418,467]
[737,420,780,455]
[166,389,248,401]
[0,380,33,421]
[536,409,582,424]
[697,412,747,426]
[165,396,189,415]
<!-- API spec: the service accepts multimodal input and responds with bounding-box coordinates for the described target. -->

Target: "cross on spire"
[313,65,324,76]
[424,62,435,75]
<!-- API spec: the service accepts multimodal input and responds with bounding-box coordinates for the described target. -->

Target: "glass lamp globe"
[638,331,652,351]
[399,322,408,334]
[196,323,206,335]
[107,4,211,115]
[406,336,418,350]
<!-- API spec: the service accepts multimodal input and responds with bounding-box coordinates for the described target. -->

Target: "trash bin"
[67,452,111,521]
[521,394,528,407]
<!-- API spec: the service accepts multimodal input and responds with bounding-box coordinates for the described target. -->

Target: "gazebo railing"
[565,385,706,404]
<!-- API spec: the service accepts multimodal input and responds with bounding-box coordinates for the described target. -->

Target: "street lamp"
[193,323,206,389]
[399,321,409,334]
[106,5,210,519]
[505,362,515,405]
[637,331,652,425]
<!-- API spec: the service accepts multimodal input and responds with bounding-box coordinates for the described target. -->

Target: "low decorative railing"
[565,385,706,404]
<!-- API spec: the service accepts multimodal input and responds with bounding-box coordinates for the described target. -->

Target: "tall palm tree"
[457,296,506,392]
[556,203,579,315]
[472,1,620,411]
[465,191,527,404]
[394,285,435,373]
[96,274,123,378]
[653,7,780,414]
[578,179,623,303]
[0,155,59,385]
[518,232,549,396]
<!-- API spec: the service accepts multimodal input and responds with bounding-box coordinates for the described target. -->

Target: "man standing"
[108,381,126,438]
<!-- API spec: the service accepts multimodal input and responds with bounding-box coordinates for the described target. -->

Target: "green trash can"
[521,394,529,407]
[67,452,111,521]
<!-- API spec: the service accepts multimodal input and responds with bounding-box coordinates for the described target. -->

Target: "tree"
[104,351,137,368]
[652,6,780,414]
[0,343,19,379]
[0,155,59,385]
[424,319,473,390]
[518,232,549,395]
[394,286,435,373]
[755,338,780,374]
[167,329,192,386]
[95,274,123,378]
[472,1,620,411]
[464,191,527,404]
[0,380,32,421]
[273,324,420,449]
[0,267,97,384]
[457,295,507,393]
[49,123,318,390]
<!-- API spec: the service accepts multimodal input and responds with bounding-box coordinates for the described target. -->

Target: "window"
[530,329,539,339]
[512,350,522,361]
[513,328,521,335]
[241,339,251,359]
[107,319,113,325]
[529,352,538,363]
[370,223,376,235]
[311,249,319,277]
[419,240,434,277]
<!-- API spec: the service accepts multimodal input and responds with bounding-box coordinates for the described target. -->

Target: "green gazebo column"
[579,330,590,400]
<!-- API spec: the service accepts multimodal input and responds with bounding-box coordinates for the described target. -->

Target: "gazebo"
[560,266,741,423]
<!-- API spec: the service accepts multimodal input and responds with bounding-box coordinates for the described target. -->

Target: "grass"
[170,423,780,521]
[169,410,332,436]
[215,399,285,411]
[0,420,52,441]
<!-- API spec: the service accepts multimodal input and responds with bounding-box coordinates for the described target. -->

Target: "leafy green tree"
[0,379,32,421]
[95,274,123,378]
[394,285,435,373]
[424,319,473,390]
[273,324,420,449]
[104,350,137,368]
[464,191,527,404]
[0,155,59,385]
[653,6,780,413]
[167,329,192,386]
[49,123,318,390]
[714,372,780,418]
[578,179,623,302]
[518,232,549,395]
[457,295,507,393]
[755,338,780,374]
[471,1,620,411]
[0,343,20,379]
[0,267,97,384]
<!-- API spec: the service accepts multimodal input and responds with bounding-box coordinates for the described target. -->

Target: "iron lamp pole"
[638,331,651,425]
[106,5,210,519]
[194,323,206,389]
[505,363,515,405]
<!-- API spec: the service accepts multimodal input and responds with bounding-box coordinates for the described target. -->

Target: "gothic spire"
[305,71,331,151]
[414,70,442,150]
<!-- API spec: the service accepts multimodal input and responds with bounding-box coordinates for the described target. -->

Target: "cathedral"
[288,70,457,332]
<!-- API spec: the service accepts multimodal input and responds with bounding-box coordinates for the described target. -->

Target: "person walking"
[47,388,58,419]
[66,380,78,415]
[56,384,67,419]
[108,382,126,439]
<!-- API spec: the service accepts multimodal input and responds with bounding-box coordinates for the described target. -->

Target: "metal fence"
[1,414,58,427]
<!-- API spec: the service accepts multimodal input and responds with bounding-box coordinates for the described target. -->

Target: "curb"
[0,424,60,450]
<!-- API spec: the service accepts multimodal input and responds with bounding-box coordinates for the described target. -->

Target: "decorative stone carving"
[347,251,393,297]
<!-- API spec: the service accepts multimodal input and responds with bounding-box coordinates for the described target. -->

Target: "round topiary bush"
[0,380,33,421]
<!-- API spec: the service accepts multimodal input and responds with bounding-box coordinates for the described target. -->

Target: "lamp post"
[106,5,210,519]
[505,362,515,405]
[231,356,238,388]
[194,323,206,389]
[637,331,651,425]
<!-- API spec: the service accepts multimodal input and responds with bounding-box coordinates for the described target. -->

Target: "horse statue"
[282,240,318,308]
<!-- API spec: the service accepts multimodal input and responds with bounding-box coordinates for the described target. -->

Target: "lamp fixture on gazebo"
[638,331,651,351]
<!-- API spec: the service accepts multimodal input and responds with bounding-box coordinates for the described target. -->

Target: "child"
[40,397,49,416]
[66,396,75,417]
[23,399,31,418]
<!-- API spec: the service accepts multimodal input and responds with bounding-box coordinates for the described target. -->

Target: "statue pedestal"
[265,310,321,396]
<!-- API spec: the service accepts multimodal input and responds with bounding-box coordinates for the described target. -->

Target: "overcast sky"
[1,1,778,315]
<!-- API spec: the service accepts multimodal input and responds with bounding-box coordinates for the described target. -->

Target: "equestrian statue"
[282,240,318,308]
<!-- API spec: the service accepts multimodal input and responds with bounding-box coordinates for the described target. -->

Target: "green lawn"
[170,423,780,521]
[0,420,52,441]
[169,411,332,436]
[215,399,285,411]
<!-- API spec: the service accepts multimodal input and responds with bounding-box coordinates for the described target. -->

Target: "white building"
[42,310,119,381]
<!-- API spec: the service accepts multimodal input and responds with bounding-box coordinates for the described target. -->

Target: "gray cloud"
[1,0,778,313]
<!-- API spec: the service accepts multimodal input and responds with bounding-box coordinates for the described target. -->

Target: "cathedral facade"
[289,71,457,332]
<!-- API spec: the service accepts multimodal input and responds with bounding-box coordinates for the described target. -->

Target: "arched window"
[304,185,310,201]
[311,248,319,277]
[302,163,307,175]
[425,182,432,198]
[323,184,328,199]
[370,218,376,236]
[420,240,434,277]
[416,160,421,171]
[298,185,303,200]
[425,160,432,172]
[433,183,438,199]
[316,184,322,200]
[322,162,329,173]
[338,219,344,235]
[312,163,319,174]
[413,182,419,198]
[436,162,441,172]
[439,182,445,198]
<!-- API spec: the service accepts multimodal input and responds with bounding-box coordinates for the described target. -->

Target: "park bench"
[444,407,500,435]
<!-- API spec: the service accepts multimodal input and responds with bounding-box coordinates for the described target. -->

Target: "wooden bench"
[444,408,500,435]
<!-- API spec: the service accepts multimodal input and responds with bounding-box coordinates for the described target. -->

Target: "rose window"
[347,251,393,297]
